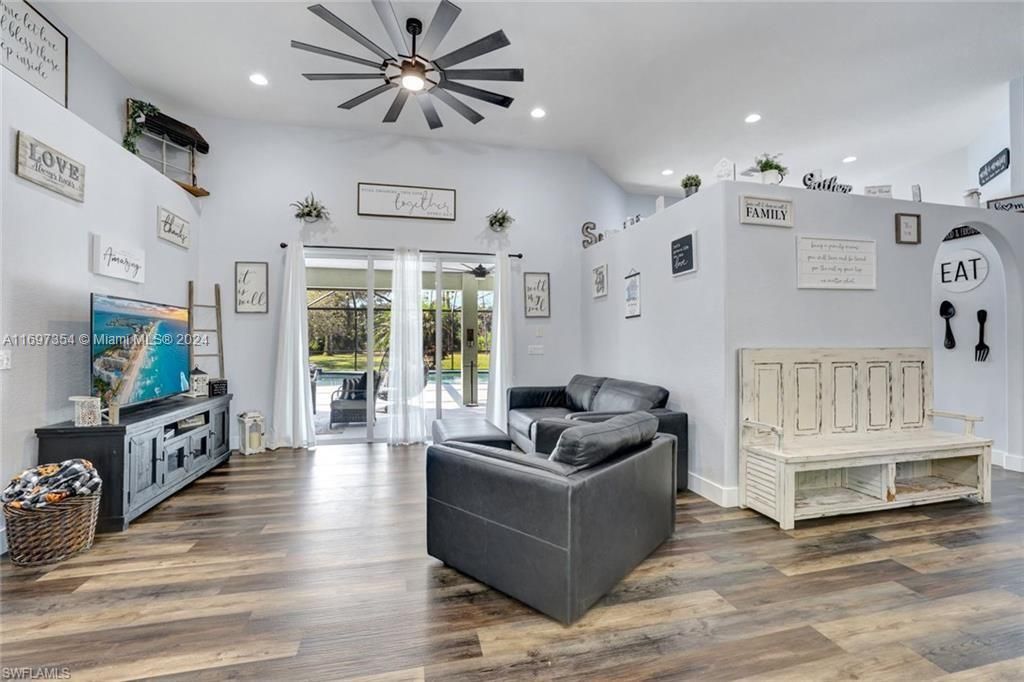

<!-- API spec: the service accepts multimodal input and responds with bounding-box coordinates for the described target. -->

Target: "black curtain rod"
[281,242,523,259]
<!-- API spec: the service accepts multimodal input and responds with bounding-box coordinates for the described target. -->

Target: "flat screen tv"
[91,293,191,407]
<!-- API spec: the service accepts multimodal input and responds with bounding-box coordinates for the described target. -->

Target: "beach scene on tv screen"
[92,295,190,406]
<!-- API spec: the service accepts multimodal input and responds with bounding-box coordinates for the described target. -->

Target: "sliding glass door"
[306,249,493,444]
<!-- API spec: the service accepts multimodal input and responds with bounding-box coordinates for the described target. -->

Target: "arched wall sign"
[936,248,989,293]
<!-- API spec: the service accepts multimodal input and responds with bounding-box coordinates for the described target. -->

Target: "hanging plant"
[122,99,160,154]
[487,208,515,232]
[291,193,331,222]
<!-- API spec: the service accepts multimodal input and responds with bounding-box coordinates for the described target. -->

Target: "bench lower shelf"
[795,477,980,521]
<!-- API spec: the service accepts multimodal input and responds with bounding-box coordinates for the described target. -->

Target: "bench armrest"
[742,418,783,450]
[929,409,984,435]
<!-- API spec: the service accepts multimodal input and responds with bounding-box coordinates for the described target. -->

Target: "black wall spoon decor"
[975,309,990,362]
[940,300,956,349]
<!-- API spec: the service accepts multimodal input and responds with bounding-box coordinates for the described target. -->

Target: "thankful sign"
[16,131,84,201]
[0,1,67,105]
[157,207,191,248]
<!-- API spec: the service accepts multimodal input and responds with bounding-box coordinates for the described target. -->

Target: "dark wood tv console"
[36,394,232,531]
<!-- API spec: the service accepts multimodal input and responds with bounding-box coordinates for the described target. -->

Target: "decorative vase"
[302,216,321,224]
[761,170,783,185]
[107,401,120,425]
[684,186,699,198]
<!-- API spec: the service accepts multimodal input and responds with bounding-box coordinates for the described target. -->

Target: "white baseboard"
[687,472,739,508]
[994,449,1023,472]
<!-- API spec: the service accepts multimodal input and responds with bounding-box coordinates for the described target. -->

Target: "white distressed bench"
[739,348,991,530]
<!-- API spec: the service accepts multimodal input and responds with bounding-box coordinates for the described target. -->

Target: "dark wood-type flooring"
[2,445,1023,680]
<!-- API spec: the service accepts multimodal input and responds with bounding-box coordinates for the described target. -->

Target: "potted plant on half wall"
[681,175,702,197]
[755,154,787,185]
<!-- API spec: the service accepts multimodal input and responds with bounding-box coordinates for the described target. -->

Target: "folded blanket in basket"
[2,459,101,510]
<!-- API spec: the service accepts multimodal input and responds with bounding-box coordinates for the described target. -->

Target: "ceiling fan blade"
[430,88,483,124]
[438,79,513,108]
[418,0,462,58]
[339,82,397,109]
[432,30,509,69]
[308,4,393,62]
[418,94,443,129]
[371,0,409,57]
[304,73,385,80]
[383,89,411,122]
[443,68,523,82]
[290,40,384,70]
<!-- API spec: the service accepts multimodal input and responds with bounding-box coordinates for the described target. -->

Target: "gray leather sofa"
[426,422,676,624]
[507,374,689,489]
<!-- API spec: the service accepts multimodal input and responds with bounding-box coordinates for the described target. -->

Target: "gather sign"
[16,131,84,201]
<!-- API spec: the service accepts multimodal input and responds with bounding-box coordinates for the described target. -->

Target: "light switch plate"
[528,344,544,355]
[0,349,11,370]
[534,327,544,337]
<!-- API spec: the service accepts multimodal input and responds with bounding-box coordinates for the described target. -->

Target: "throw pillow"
[549,411,658,469]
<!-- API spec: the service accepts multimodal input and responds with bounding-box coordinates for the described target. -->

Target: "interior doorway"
[931,226,1009,463]
[304,249,493,443]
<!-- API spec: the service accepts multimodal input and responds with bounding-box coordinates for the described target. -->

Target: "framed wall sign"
[357,182,456,221]
[943,225,982,242]
[671,232,697,276]
[894,213,921,245]
[936,249,989,293]
[523,272,550,317]
[987,193,1024,212]
[592,264,608,298]
[739,195,793,227]
[978,148,1010,187]
[157,206,191,249]
[1,1,67,107]
[91,234,145,283]
[796,236,876,290]
[15,131,84,201]
[624,271,641,318]
[864,185,893,198]
[235,261,269,313]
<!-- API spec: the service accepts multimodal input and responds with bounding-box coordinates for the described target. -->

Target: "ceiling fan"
[292,1,524,129]
[454,263,493,279]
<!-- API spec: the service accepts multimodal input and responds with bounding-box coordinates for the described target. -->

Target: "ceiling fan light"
[401,73,425,91]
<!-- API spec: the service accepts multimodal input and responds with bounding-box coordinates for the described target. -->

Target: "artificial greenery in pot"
[487,208,515,232]
[755,153,787,184]
[681,174,702,197]
[123,99,160,154]
[291,193,331,222]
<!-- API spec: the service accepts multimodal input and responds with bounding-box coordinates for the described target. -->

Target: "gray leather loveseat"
[507,374,688,489]
[426,413,676,623]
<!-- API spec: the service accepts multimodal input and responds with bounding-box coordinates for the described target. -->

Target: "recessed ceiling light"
[661,169,674,176]
[842,155,857,163]
[530,107,546,119]
[744,113,761,123]
[249,73,269,86]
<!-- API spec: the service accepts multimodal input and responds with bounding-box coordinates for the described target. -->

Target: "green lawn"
[309,352,490,373]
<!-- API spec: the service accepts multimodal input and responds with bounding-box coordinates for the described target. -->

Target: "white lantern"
[70,396,102,427]
[238,412,265,455]
[189,366,209,398]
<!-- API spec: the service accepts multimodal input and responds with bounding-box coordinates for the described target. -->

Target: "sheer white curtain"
[388,248,427,445]
[486,251,513,430]
[270,242,316,449]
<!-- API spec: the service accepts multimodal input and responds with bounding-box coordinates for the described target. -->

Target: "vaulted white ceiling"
[48,1,1024,194]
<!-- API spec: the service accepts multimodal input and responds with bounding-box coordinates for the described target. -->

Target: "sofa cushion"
[591,378,669,412]
[549,412,659,470]
[508,407,573,437]
[565,375,606,412]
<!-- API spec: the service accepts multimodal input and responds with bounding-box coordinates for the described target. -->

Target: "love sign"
[235,261,268,313]
[936,249,989,293]
[16,131,84,201]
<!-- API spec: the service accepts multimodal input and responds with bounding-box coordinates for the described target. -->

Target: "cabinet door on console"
[162,436,190,488]
[128,428,164,510]
[211,405,229,456]
[191,430,211,470]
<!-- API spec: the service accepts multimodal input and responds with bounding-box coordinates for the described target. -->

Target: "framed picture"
[91,233,145,283]
[524,272,550,317]
[739,195,793,228]
[235,261,268,313]
[592,264,608,298]
[157,206,191,249]
[624,271,641,319]
[894,213,921,245]
[671,232,697,276]
[16,131,84,201]
[2,1,68,107]
[796,236,876,290]
[357,182,456,221]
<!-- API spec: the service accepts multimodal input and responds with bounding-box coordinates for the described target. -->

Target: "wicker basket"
[3,487,101,567]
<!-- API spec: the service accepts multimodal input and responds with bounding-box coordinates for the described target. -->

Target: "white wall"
[931,233,1009,465]
[1,71,201,487]
[186,114,637,446]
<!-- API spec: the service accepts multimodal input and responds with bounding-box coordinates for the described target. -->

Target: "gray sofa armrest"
[440,441,578,475]
[507,385,567,410]
[533,418,581,455]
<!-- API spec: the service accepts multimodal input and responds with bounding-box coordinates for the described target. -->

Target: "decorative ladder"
[187,281,225,378]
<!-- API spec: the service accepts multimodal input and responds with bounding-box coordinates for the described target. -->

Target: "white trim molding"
[687,471,739,508]
[993,450,1023,472]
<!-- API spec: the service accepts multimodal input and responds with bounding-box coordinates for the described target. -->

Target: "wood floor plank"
[733,643,946,681]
